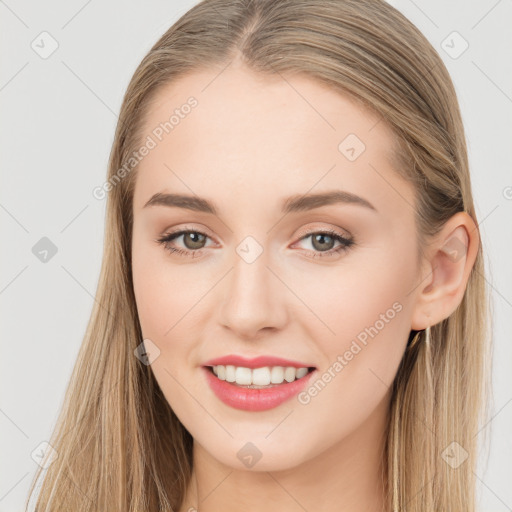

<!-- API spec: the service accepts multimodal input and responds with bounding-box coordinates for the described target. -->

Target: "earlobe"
[410,212,479,330]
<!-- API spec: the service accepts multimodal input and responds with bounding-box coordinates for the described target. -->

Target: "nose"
[218,245,288,340]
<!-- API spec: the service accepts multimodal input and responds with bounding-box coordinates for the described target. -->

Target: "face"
[131,63,421,471]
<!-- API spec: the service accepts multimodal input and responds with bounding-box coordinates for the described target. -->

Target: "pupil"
[185,232,205,249]
[313,234,333,251]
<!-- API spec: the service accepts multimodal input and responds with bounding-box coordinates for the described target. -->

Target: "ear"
[410,211,480,330]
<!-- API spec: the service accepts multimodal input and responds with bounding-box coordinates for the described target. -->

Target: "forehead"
[133,64,413,219]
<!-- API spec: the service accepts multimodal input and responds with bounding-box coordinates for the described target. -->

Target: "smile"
[203,365,317,411]
[211,364,313,386]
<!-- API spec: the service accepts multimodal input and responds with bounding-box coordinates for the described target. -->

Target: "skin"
[131,60,479,512]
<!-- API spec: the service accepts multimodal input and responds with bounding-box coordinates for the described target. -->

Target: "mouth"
[202,364,317,411]
[204,364,317,389]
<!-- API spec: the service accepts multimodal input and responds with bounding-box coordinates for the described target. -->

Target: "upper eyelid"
[298,226,352,239]
[159,226,211,244]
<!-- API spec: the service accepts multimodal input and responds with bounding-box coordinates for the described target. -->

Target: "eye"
[156,229,212,258]
[156,227,355,259]
[293,228,354,259]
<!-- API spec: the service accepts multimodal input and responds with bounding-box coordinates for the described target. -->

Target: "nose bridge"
[218,234,287,337]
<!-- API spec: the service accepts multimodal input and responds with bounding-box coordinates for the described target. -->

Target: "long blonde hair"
[26,0,492,510]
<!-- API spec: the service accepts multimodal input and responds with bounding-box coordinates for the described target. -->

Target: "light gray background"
[1,1,511,510]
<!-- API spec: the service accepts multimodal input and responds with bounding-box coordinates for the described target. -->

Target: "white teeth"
[225,365,236,382]
[270,366,284,384]
[296,367,308,379]
[252,367,271,386]
[210,365,311,385]
[235,366,252,385]
[284,367,296,382]
[216,365,226,380]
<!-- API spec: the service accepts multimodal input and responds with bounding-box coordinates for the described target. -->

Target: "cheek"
[132,247,168,338]
[131,246,205,416]
[131,239,213,407]
[291,249,413,346]
[299,249,415,397]
[132,236,204,340]
[290,269,412,455]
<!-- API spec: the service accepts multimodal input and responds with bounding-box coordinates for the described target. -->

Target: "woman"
[26,0,492,510]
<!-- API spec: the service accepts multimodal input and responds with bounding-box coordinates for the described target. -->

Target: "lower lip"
[202,367,316,411]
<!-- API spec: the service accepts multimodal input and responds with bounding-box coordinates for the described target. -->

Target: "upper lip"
[202,355,316,369]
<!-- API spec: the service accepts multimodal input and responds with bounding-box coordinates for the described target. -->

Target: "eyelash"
[155,227,354,260]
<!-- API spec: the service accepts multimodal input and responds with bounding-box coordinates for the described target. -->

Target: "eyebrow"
[143,190,377,214]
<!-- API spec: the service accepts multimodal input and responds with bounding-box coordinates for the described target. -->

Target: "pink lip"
[202,354,315,369]
[202,366,317,412]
